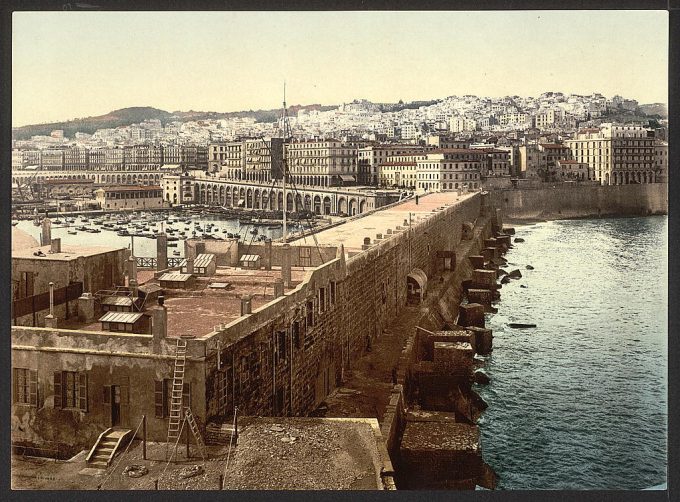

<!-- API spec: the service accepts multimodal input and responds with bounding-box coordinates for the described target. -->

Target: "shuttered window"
[53,371,87,411]
[154,380,164,418]
[13,368,37,406]
[157,380,191,418]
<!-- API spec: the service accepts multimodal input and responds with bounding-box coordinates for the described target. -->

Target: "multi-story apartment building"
[286,138,357,187]
[359,144,431,186]
[243,138,284,183]
[415,149,483,192]
[162,172,196,206]
[378,150,429,188]
[518,143,572,180]
[40,149,64,171]
[425,135,470,149]
[534,109,564,129]
[654,140,668,183]
[477,148,511,177]
[565,124,657,185]
[63,147,88,171]
[499,112,530,128]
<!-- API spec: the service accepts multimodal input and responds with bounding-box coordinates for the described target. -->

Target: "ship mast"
[281,81,291,242]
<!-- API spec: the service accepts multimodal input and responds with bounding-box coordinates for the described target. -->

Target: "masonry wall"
[11,327,207,455]
[490,183,668,220]
[202,194,484,423]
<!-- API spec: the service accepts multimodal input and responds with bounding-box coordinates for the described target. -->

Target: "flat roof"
[101,296,134,306]
[12,243,126,261]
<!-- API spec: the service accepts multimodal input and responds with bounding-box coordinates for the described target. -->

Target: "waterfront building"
[359,144,430,186]
[40,149,64,171]
[553,160,591,181]
[415,149,483,191]
[63,147,88,171]
[286,138,358,187]
[378,149,429,188]
[565,124,657,185]
[94,185,164,210]
[654,140,668,183]
[162,172,196,206]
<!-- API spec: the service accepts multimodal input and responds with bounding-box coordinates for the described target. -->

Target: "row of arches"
[12,172,161,186]
[610,171,657,185]
[194,182,368,216]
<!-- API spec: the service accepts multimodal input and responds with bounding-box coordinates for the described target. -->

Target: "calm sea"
[477,216,668,489]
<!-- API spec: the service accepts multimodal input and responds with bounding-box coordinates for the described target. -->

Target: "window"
[293,321,301,349]
[318,288,326,314]
[306,301,315,327]
[155,379,191,418]
[330,281,336,305]
[54,371,87,411]
[14,368,37,406]
[276,330,287,363]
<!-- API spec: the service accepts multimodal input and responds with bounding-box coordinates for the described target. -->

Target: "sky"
[12,10,668,127]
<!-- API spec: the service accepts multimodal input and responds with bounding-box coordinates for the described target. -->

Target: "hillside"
[12,104,338,140]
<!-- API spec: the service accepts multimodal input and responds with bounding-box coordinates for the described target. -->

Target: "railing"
[136,257,157,269]
[168,257,184,268]
[135,256,183,269]
[12,282,83,325]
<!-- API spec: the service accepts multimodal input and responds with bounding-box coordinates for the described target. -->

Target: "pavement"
[309,191,476,252]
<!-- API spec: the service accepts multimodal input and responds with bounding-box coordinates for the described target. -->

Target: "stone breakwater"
[377,206,517,490]
[490,183,668,221]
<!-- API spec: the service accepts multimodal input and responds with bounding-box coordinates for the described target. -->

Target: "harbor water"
[15,209,289,258]
[477,216,668,489]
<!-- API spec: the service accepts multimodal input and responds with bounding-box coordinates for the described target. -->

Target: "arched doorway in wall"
[348,198,358,216]
[304,194,312,211]
[287,193,294,212]
[406,268,428,305]
[359,200,367,214]
[277,192,284,211]
[295,194,303,212]
[338,197,347,215]
[323,196,331,215]
[313,195,322,215]
[254,189,261,209]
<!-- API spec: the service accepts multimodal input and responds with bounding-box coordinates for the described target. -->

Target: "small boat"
[168,242,178,247]
[53,219,63,224]
[86,228,101,233]
[172,250,181,256]
[508,323,537,329]
[250,228,258,235]
[11,221,18,226]
[117,230,130,237]
[167,236,179,242]
[68,230,77,235]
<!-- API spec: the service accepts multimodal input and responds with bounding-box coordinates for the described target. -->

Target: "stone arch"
[304,194,312,211]
[407,268,428,304]
[313,195,322,215]
[261,190,269,209]
[254,189,261,209]
[287,193,294,212]
[349,198,358,216]
[359,200,367,214]
[246,188,253,208]
[338,197,347,214]
[323,196,332,215]
[295,194,303,212]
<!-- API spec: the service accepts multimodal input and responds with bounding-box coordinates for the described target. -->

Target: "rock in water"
[474,370,491,385]
[520,284,528,289]
[526,265,534,270]
[508,269,522,279]
[514,237,525,243]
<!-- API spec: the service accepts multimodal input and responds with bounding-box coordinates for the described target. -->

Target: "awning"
[339,175,356,182]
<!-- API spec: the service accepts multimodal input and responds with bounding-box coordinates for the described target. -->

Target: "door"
[111,385,121,426]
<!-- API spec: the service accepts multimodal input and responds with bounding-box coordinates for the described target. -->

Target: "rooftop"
[12,243,126,261]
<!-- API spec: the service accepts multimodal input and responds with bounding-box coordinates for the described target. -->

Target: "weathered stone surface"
[465,326,493,355]
[472,269,497,290]
[502,227,516,235]
[468,255,485,269]
[467,289,492,305]
[526,265,534,270]
[473,370,490,385]
[514,237,525,243]
[458,303,485,328]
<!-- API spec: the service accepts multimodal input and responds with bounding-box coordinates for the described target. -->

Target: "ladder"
[184,407,206,461]
[165,338,188,459]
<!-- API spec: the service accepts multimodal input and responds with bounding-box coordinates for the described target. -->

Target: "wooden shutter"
[78,373,88,412]
[12,369,18,404]
[120,384,130,426]
[53,371,62,409]
[154,380,164,418]
[103,385,111,405]
[29,370,38,407]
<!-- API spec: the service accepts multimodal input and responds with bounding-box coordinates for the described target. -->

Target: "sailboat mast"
[282,82,288,242]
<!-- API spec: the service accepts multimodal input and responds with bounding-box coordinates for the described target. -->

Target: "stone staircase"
[85,428,133,469]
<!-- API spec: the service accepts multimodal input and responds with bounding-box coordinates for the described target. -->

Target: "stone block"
[472,269,497,290]
[77,293,95,322]
[466,326,493,355]
[458,303,485,328]
[468,255,485,269]
[467,289,492,305]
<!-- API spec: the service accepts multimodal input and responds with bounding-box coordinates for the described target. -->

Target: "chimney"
[240,295,252,315]
[274,279,284,298]
[156,233,168,270]
[150,295,167,350]
[185,257,194,274]
[281,243,292,288]
[128,255,138,296]
[41,218,52,246]
[50,237,61,254]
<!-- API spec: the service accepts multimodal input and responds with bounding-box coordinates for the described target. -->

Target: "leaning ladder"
[165,338,188,459]
[184,407,206,461]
